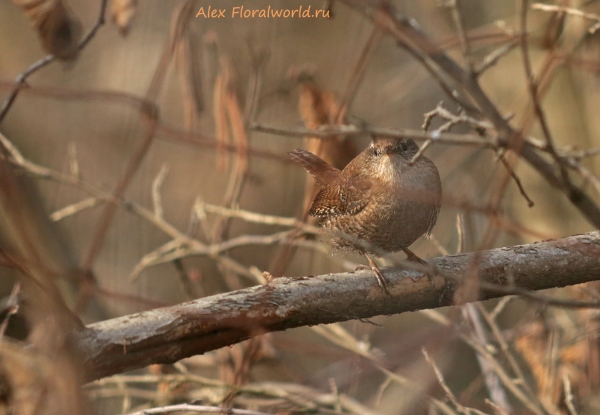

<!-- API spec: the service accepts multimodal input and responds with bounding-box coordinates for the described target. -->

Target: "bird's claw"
[372,266,392,296]
[403,248,435,287]
[355,264,391,296]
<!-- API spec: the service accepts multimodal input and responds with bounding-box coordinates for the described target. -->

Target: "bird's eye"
[374,148,382,156]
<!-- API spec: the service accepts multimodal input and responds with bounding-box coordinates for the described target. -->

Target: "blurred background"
[1,0,600,414]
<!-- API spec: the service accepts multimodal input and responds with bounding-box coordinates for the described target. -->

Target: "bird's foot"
[371,265,391,296]
[403,248,434,286]
[359,255,392,296]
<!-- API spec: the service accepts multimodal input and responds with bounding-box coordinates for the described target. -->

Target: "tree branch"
[339,0,600,228]
[77,232,600,381]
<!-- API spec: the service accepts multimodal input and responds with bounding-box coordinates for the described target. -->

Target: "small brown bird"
[288,137,442,294]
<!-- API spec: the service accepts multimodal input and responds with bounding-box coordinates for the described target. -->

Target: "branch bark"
[77,232,600,382]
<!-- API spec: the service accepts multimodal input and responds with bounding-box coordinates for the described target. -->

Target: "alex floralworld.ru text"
[196,5,330,19]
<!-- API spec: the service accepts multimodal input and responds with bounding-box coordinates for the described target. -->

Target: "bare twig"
[489,296,514,320]
[152,165,170,220]
[475,39,520,75]
[50,197,102,222]
[428,233,450,256]
[124,403,273,415]
[474,303,533,398]
[532,3,600,34]
[456,214,465,254]
[90,375,377,414]
[68,142,80,178]
[339,0,600,227]
[0,283,21,337]
[422,303,547,414]
[485,399,512,415]
[563,373,578,415]
[496,149,535,207]
[310,322,451,412]
[128,230,296,281]
[463,305,512,413]
[423,348,489,415]
[0,0,109,123]
[253,123,498,146]
[0,130,261,285]
[420,101,534,206]
[520,0,570,188]
[447,0,474,71]
[81,1,196,273]
[201,202,320,233]
[336,26,383,120]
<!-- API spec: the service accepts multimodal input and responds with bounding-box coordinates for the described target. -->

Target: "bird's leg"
[358,253,391,296]
[403,248,433,284]
[403,248,427,264]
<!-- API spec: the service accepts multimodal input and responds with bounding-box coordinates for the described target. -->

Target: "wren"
[288,137,442,294]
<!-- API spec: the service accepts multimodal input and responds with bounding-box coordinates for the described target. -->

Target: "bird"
[287,137,442,294]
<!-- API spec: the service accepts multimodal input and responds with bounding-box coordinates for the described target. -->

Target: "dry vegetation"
[2,0,600,414]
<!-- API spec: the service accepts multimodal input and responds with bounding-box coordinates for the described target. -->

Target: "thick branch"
[77,232,600,381]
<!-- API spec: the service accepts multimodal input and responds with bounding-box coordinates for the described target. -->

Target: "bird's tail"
[287,149,340,185]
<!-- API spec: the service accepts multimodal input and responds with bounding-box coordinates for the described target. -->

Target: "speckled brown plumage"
[288,138,442,294]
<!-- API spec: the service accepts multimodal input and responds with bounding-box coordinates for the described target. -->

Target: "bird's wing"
[309,187,342,216]
[308,168,372,217]
[287,149,340,185]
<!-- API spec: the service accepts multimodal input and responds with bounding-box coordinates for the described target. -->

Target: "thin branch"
[252,123,498,146]
[201,202,320,233]
[336,26,383,120]
[485,399,512,415]
[475,39,520,75]
[50,197,102,222]
[81,0,196,272]
[447,0,474,71]
[0,0,108,123]
[0,283,21,337]
[489,296,514,320]
[128,230,301,281]
[309,321,459,412]
[68,142,80,178]
[422,348,489,415]
[339,0,600,227]
[519,0,570,187]
[125,403,273,415]
[496,149,534,207]
[91,376,377,415]
[474,303,534,399]
[0,79,288,163]
[463,305,512,412]
[0,130,262,284]
[421,301,547,414]
[151,164,169,220]
[419,300,547,414]
[563,373,578,415]
[532,3,600,34]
